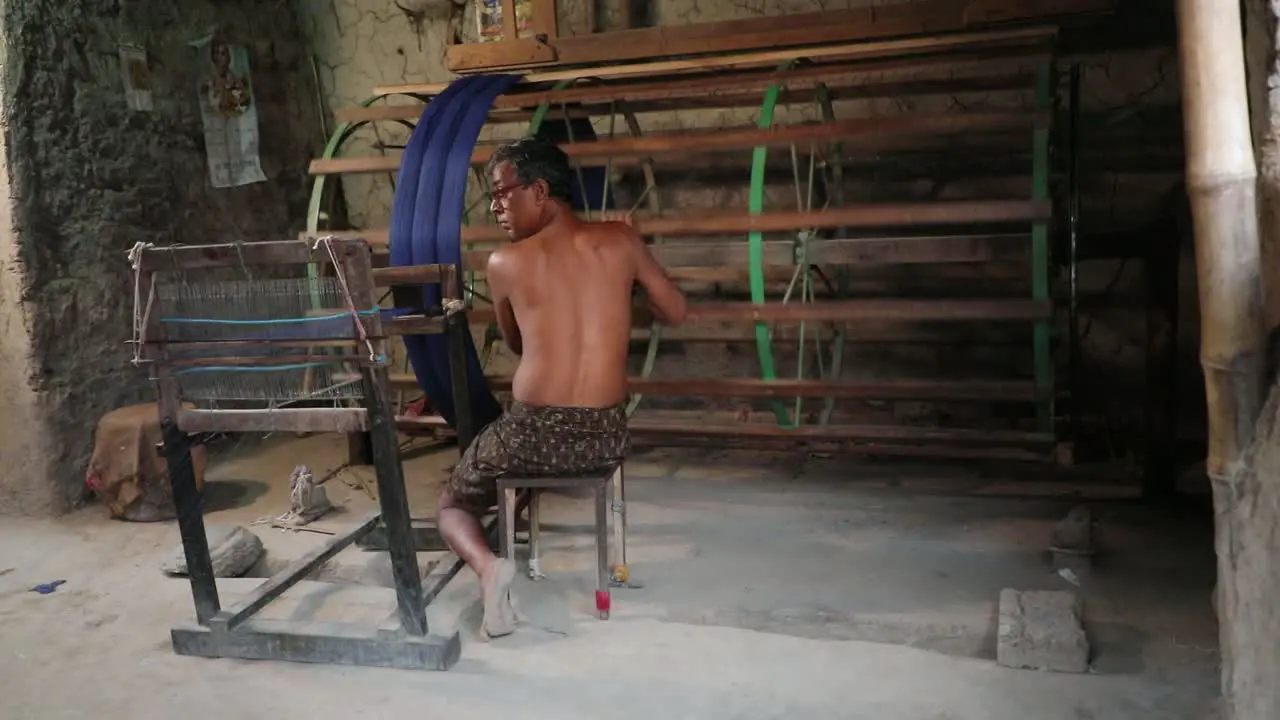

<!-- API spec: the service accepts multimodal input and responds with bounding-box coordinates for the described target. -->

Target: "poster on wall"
[118,46,153,112]
[191,34,267,189]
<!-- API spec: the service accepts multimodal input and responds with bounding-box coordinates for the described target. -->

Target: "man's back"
[491,219,637,408]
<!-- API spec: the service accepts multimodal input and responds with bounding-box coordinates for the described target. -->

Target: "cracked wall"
[296,0,1186,450]
[0,0,323,515]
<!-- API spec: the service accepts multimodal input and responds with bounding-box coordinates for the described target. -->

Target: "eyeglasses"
[488,183,528,205]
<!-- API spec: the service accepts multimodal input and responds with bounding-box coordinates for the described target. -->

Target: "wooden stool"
[496,465,628,620]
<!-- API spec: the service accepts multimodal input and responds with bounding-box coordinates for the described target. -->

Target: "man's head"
[486,136,572,240]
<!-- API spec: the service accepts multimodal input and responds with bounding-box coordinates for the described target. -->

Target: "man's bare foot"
[480,558,518,639]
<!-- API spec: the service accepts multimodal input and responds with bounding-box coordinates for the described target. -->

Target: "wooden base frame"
[137,241,477,671]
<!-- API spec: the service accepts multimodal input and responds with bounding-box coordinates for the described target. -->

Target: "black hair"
[486,135,573,203]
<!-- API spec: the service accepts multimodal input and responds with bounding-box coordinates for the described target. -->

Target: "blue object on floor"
[30,580,65,594]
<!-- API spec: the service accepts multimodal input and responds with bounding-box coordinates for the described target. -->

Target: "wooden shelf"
[382,25,1058,97]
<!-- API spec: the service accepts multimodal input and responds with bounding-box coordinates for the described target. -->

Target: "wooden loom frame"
[135,239,480,671]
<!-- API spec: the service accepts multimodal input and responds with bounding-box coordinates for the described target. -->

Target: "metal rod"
[1030,59,1055,435]
[160,417,221,625]
[1067,63,1082,448]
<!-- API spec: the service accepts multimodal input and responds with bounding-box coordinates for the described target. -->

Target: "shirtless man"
[436,135,689,639]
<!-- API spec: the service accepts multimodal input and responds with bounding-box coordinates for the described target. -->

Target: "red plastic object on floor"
[595,590,611,620]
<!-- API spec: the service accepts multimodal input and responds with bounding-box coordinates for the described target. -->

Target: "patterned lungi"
[444,400,629,514]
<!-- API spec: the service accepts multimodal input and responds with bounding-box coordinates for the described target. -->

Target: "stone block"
[997,588,1090,673]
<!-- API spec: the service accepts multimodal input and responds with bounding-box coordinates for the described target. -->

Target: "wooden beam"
[334,61,1038,127]
[386,25,1058,96]
[627,426,1053,461]
[351,233,1029,271]
[308,200,1050,248]
[309,111,1048,177]
[384,315,445,335]
[626,322,1031,344]
[177,408,368,434]
[628,419,1052,446]
[370,264,450,286]
[467,298,1051,325]
[374,373,1044,401]
[485,50,1043,110]
[137,239,359,272]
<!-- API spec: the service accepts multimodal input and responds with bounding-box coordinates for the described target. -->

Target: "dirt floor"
[0,434,1222,719]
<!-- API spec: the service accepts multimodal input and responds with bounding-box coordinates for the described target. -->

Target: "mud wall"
[0,0,324,514]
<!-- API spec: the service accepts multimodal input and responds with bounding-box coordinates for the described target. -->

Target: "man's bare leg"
[437,489,517,638]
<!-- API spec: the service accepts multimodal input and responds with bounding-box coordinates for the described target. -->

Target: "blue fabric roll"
[390,75,515,431]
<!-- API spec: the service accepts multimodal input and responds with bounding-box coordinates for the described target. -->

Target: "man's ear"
[532,178,550,204]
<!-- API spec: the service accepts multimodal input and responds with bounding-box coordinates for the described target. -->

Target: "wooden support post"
[160,418,221,625]
[1178,0,1268,716]
[362,364,428,637]
[1178,0,1265,485]
[442,266,477,453]
[341,241,381,467]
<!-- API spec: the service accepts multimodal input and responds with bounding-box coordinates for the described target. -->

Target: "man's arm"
[625,226,688,325]
[485,250,523,355]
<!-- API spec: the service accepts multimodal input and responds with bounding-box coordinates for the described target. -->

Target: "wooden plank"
[446,36,558,71]
[628,427,1053,461]
[627,323,1030,344]
[384,315,446,335]
[138,239,344,272]
[629,419,1052,446]
[485,51,1042,110]
[371,264,450,286]
[468,298,1051,325]
[209,512,380,632]
[474,111,1048,163]
[334,72,1033,127]
[500,0,517,40]
[347,232,1029,272]
[329,201,1051,248]
[177,408,368,434]
[168,354,359,369]
[374,373,1044,401]
[337,240,383,359]
[383,25,1059,95]
[528,0,557,38]
[309,111,1048,176]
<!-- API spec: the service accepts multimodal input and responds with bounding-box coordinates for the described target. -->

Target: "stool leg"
[594,482,611,620]
[609,465,630,586]
[499,484,517,561]
[527,489,547,580]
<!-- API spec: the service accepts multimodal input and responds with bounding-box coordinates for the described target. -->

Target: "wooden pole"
[1179,2,1270,717]
[1177,0,1265,486]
